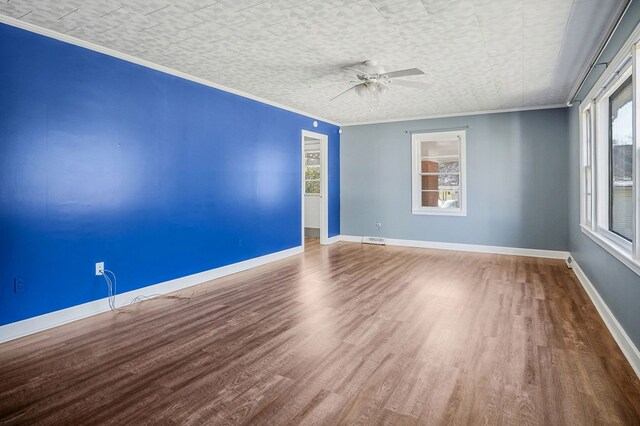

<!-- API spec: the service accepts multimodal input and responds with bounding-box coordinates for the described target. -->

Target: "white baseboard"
[571,260,640,379]
[326,235,341,244]
[0,246,303,344]
[339,235,569,259]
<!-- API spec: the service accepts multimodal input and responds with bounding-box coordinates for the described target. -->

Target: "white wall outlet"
[376,222,382,230]
[95,262,104,276]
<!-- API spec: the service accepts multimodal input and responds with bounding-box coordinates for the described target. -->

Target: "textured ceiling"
[0,0,624,124]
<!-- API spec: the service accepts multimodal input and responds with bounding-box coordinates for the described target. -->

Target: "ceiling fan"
[330,60,430,109]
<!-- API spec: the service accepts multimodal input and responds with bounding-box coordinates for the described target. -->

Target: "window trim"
[411,129,467,216]
[579,26,640,276]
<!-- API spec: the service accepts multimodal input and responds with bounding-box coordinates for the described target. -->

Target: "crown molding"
[0,15,574,129]
[0,15,341,127]
[342,104,567,127]
[565,0,633,106]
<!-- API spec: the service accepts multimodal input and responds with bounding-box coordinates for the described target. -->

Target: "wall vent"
[363,236,386,245]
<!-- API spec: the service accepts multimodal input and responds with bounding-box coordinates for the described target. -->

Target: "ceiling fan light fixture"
[355,84,368,97]
[331,61,428,105]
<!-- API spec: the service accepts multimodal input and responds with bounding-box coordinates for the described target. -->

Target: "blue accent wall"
[0,23,339,326]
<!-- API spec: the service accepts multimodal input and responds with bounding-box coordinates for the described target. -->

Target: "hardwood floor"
[1,240,639,425]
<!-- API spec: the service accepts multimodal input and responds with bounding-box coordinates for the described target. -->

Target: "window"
[580,34,640,275]
[304,151,320,194]
[411,130,466,216]
[609,77,633,241]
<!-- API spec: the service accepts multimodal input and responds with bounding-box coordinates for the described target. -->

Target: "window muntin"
[412,130,466,215]
[608,77,633,241]
[304,151,320,194]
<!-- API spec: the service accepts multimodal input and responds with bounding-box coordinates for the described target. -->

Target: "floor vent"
[363,236,386,245]
[565,255,574,269]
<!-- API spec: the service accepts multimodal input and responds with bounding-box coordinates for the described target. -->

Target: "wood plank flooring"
[1,239,639,425]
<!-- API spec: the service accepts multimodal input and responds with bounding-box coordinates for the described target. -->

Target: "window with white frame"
[304,151,320,194]
[411,130,467,216]
[580,33,640,274]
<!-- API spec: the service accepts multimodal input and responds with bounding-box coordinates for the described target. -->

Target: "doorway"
[301,130,328,247]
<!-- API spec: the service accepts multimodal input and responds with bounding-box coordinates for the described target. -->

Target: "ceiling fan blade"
[392,79,430,89]
[382,68,424,79]
[330,84,359,101]
[343,66,368,76]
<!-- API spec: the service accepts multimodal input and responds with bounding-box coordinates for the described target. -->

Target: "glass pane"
[421,140,459,158]
[305,152,320,166]
[438,173,459,187]
[585,167,592,195]
[421,173,439,192]
[421,190,460,208]
[586,194,592,223]
[420,174,459,190]
[305,166,320,180]
[585,109,592,165]
[305,180,320,194]
[609,77,633,241]
[421,159,459,173]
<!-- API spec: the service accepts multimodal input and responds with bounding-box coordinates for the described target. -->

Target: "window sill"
[580,224,640,277]
[412,208,467,217]
[304,193,321,197]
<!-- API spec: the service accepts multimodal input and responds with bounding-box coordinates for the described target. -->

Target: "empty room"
[1,0,640,424]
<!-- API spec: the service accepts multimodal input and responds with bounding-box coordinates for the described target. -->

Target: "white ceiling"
[0,0,624,124]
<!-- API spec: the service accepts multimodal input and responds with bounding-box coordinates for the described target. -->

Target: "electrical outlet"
[95,262,104,276]
[13,278,25,293]
[376,222,382,230]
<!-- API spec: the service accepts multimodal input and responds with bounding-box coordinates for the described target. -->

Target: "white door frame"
[301,130,329,245]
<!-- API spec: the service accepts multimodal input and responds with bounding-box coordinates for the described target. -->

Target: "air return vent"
[362,236,386,245]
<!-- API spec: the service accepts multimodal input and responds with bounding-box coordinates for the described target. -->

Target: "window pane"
[421,190,460,208]
[440,160,459,173]
[585,109,592,165]
[421,159,459,173]
[421,173,439,193]
[305,152,320,166]
[609,77,633,241]
[421,140,459,157]
[305,180,320,194]
[438,173,459,187]
[305,166,320,180]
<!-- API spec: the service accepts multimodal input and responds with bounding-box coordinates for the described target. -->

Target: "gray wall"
[341,108,569,250]
[568,105,640,349]
[567,3,640,349]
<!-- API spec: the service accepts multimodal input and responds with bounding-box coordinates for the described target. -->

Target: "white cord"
[100,270,118,311]
[101,269,196,311]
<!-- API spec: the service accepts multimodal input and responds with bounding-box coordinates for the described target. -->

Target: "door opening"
[302,130,328,247]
